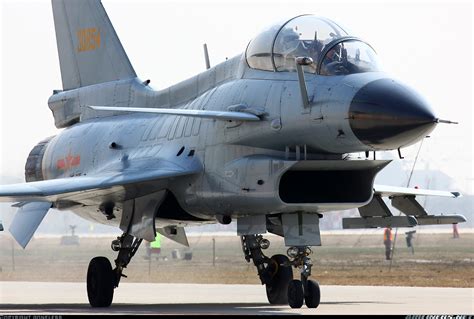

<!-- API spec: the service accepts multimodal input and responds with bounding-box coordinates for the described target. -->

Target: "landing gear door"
[282,212,321,246]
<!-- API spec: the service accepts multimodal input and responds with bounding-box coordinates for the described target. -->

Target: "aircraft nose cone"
[349,79,437,150]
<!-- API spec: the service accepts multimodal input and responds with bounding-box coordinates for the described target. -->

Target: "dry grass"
[0,232,472,287]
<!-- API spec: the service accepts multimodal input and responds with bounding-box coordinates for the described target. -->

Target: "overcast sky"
[1,0,472,193]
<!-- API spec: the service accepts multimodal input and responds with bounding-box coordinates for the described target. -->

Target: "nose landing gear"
[286,246,320,309]
[241,235,320,309]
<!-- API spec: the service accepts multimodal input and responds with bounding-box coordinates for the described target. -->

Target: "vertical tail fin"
[51,0,136,90]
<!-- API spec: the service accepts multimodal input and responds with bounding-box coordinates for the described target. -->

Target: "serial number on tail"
[77,28,101,52]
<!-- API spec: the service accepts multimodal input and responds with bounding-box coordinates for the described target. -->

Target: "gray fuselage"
[39,54,434,227]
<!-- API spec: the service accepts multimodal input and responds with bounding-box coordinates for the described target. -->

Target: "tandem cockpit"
[246,15,381,76]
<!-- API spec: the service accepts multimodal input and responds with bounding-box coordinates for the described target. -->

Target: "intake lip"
[349,78,437,150]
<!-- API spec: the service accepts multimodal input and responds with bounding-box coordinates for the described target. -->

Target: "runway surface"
[0,282,472,315]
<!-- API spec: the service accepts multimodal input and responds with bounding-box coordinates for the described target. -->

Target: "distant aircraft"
[0,0,466,309]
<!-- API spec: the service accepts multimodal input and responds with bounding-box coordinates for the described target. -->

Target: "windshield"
[320,40,381,76]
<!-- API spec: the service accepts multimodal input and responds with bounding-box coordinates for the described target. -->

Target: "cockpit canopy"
[246,15,381,75]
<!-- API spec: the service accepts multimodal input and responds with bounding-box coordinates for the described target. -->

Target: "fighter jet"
[0,0,466,309]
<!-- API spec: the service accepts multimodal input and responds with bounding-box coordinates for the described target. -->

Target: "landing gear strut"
[241,234,293,304]
[286,246,320,309]
[87,233,142,307]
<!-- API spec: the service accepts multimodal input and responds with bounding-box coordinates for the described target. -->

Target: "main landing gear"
[241,235,320,309]
[87,233,142,307]
[241,234,292,304]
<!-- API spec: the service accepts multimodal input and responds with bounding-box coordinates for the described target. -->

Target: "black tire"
[87,256,114,307]
[265,254,292,305]
[288,279,304,308]
[304,279,321,308]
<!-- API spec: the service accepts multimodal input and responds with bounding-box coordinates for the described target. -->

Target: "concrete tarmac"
[0,282,472,315]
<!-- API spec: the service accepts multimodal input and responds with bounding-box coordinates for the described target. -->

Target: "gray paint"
[282,213,321,246]
[342,216,418,229]
[358,195,392,217]
[9,202,52,248]
[52,0,136,90]
[0,1,464,248]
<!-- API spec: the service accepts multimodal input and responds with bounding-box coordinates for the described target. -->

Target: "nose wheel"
[288,278,320,309]
[304,279,321,308]
[288,279,304,308]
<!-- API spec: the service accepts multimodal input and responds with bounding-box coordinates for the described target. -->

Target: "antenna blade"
[203,43,211,70]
